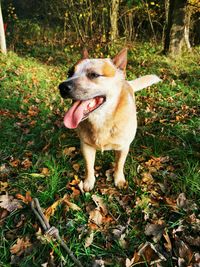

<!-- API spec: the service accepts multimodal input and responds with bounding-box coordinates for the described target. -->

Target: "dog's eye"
[87,72,101,79]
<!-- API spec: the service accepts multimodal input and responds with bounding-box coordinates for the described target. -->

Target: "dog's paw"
[114,177,127,189]
[83,177,95,192]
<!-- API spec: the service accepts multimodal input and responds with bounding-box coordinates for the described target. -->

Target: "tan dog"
[59,48,160,191]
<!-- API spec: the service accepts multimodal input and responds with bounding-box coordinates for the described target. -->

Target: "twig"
[31,198,84,267]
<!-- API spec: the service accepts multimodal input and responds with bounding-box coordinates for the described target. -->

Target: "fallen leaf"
[0,209,9,226]
[63,196,81,211]
[0,181,9,191]
[164,197,177,210]
[125,251,140,267]
[176,193,197,211]
[138,242,167,263]
[16,191,32,204]
[78,180,84,194]
[10,237,32,256]
[145,223,165,242]
[141,172,154,184]
[29,173,45,178]
[0,193,23,212]
[89,209,103,227]
[63,146,76,156]
[72,163,80,172]
[174,238,193,264]
[0,164,11,178]
[92,259,105,267]
[10,159,20,168]
[105,168,114,181]
[21,158,32,169]
[85,231,94,248]
[40,167,50,176]
[163,231,172,251]
[28,105,39,117]
[92,195,108,215]
[45,199,62,221]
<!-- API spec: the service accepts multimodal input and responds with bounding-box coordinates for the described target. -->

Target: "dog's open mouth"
[64,96,105,129]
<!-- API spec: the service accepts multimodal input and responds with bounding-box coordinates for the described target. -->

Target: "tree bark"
[110,0,120,41]
[164,0,188,57]
[184,8,191,50]
[0,1,7,54]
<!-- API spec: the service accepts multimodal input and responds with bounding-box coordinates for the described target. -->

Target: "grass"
[0,43,200,266]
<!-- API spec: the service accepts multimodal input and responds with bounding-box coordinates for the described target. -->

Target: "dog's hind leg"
[114,147,129,189]
[81,142,96,192]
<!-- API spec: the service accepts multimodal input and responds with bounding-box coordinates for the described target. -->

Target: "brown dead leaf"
[100,187,119,197]
[42,143,51,152]
[16,191,32,204]
[40,167,50,176]
[92,259,105,267]
[0,181,9,191]
[0,164,11,178]
[21,158,32,169]
[174,238,193,265]
[145,223,165,242]
[105,168,114,181]
[28,105,39,117]
[44,198,62,221]
[72,163,80,172]
[84,231,94,248]
[89,209,103,227]
[36,227,51,244]
[10,237,32,256]
[10,159,21,168]
[0,193,23,212]
[141,172,154,184]
[145,156,170,173]
[45,194,81,221]
[125,251,140,267]
[15,214,26,228]
[176,193,197,211]
[0,209,9,226]
[63,146,76,156]
[63,195,81,211]
[92,194,108,215]
[164,197,178,211]
[163,231,172,251]
[138,242,167,263]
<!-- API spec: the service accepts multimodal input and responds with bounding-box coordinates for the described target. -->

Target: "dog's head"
[58,48,128,129]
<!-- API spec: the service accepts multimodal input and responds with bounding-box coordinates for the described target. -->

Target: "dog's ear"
[113,48,127,72]
[82,48,89,59]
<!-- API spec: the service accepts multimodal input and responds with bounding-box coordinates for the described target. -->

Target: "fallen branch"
[31,198,84,267]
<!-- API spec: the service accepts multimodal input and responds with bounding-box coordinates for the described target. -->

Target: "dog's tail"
[128,75,161,92]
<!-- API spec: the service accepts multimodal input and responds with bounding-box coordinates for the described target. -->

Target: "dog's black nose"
[58,81,73,98]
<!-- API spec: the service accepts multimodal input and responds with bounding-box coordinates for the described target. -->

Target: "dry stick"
[31,198,84,267]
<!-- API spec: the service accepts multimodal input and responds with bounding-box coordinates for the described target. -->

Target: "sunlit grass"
[0,45,199,266]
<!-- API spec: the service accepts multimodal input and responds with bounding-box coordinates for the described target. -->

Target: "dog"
[58,48,161,191]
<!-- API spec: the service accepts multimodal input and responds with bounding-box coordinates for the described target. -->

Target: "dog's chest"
[78,115,136,151]
[79,123,121,150]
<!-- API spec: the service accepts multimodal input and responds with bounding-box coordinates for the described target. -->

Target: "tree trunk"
[110,0,120,41]
[184,8,191,50]
[0,1,7,54]
[164,0,188,57]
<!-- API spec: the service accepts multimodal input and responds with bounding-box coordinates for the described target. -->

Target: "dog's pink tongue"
[64,100,90,129]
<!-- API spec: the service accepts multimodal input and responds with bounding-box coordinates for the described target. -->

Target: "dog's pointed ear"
[82,48,89,59]
[113,48,127,72]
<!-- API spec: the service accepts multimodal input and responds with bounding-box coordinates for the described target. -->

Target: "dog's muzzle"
[58,81,74,98]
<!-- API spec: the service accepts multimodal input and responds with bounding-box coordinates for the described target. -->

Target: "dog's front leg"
[81,142,96,192]
[114,147,129,189]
